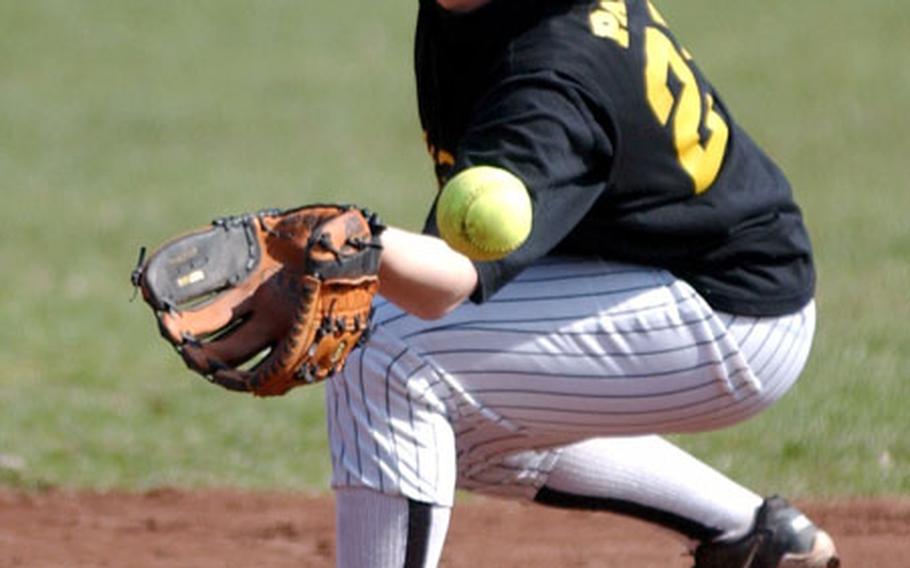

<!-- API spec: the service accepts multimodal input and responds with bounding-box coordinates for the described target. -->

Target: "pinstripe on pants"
[325,257,816,507]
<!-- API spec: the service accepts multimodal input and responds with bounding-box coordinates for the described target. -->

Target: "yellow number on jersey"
[589,0,629,49]
[643,27,729,194]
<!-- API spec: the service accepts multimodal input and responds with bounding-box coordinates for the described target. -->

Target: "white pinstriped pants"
[325,257,816,507]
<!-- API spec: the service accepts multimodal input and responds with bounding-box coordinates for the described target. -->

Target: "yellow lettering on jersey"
[647,1,668,27]
[589,0,629,49]
[644,27,729,194]
[424,132,456,168]
[437,148,455,167]
[694,93,728,191]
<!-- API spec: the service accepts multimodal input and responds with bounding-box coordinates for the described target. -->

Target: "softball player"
[326,1,839,566]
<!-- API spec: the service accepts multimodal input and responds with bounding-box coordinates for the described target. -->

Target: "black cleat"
[692,496,839,568]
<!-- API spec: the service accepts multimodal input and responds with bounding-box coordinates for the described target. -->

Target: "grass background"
[0,0,906,496]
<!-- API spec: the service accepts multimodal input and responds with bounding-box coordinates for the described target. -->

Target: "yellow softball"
[436,166,533,262]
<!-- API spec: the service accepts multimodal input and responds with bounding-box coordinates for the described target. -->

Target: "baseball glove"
[131,205,384,397]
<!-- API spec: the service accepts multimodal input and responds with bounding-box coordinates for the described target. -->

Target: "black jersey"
[415,0,814,317]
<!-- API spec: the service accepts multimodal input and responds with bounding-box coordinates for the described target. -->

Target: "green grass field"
[1,0,907,496]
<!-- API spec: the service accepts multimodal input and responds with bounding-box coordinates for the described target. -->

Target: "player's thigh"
[404,259,739,434]
[386,256,810,440]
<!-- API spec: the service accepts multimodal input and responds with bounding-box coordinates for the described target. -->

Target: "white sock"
[335,487,451,568]
[540,436,762,543]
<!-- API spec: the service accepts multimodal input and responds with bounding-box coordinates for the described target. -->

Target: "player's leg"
[327,256,831,566]
[401,256,831,565]
[535,438,837,567]
[460,437,836,568]
[335,487,450,568]
[503,295,817,543]
[513,293,834,565]
[325,317,460,568]
[536,436,762,543]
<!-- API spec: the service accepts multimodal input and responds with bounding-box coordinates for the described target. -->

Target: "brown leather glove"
[132,205,384,396]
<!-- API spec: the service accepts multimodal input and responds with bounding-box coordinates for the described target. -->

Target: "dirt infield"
[1,489,908,567]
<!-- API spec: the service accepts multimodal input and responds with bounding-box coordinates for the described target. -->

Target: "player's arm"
[378,226,478,320]
[443,74,612,303]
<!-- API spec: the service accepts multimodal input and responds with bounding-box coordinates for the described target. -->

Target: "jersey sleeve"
[424,70,614,303]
